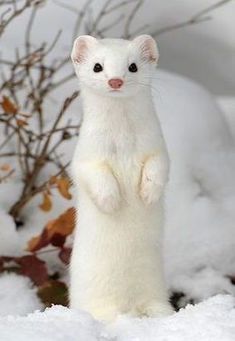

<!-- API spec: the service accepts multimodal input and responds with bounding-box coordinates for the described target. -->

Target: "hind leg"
[135,301,174,318]
[86,304,121,322]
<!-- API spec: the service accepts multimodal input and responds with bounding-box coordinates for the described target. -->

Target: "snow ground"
[0,295,234,341]
[0,273,42,317]
[0,70,234,339]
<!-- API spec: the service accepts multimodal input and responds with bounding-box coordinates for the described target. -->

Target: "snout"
[108,78,124,90]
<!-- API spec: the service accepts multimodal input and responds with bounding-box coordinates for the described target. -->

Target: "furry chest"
[92,125,138,159]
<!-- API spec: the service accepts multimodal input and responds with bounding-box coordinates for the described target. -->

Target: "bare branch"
[152,0,234,37]
[0,0,42,38]
[123,0,144,39]
[0,168,15,183]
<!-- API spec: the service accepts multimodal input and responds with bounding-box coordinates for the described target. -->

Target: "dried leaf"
[56,176,72,200]
[59,247,72,265]
[50,233,66,248]
[39,192,52,212]
[27,207,76,252]
[0,164,11,172]
[16,119,28,127]
[37,280,68,307]
[27,229,49,252]
[1,96,17,115]
[27,236,41,252]
[46,207,76,238]
[17,255,48,286]
[49,175,57,185]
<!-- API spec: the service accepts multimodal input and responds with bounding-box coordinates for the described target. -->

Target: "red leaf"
[50,233,66,248]
[59,247,72,265]
[16,255,48,286]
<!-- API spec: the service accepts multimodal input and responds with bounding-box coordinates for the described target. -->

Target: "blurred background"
[0,0,234,317]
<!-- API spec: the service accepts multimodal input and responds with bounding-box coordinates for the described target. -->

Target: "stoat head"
[71,35,159,98]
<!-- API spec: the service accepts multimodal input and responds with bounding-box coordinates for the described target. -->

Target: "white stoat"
[70,35,173,321]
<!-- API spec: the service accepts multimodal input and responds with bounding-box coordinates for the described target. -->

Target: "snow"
[0,295,234,341]
[0,273,42,317]
[0,305,103,341]
[217,96,235,140]
[153,70,235,297]
[0,209,19,256]
[170,267,235,304]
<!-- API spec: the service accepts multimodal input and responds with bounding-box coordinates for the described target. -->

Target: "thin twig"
[152,0,234,37]
[123,0,144,39]
[0,168,15,183]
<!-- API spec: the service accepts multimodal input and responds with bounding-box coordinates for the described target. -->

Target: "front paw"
[139,155,168,205]
[90,179,121,214]
[140,176,164,205]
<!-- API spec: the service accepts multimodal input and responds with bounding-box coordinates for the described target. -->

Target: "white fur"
[70,36,173,321]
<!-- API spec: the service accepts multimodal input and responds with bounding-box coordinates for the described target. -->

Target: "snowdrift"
[0,295,234,341]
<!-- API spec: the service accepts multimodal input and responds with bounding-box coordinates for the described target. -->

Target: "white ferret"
[70,35,173,321]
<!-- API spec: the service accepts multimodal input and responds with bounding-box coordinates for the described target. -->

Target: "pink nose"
[108,78,123,89]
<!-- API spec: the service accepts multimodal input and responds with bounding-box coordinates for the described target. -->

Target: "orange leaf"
[46,207,75,238]
[56,176,72,200]
[16,119,28,127]
[0,164,11,172]
[49,175,57,185]
[1,96,17,115]
[27,235,41,252]
[26,229,49,252]
[26,207,76,252]
[39,192,52,212]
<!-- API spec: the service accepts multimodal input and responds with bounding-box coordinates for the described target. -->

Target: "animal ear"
[71,35,97,64]
[132,35,159,64]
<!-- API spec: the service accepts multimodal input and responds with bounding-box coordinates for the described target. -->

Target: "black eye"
[128,63,138,72]
[93,63,103,72]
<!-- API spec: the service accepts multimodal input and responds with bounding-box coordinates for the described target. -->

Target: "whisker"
[126,80,163,101]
